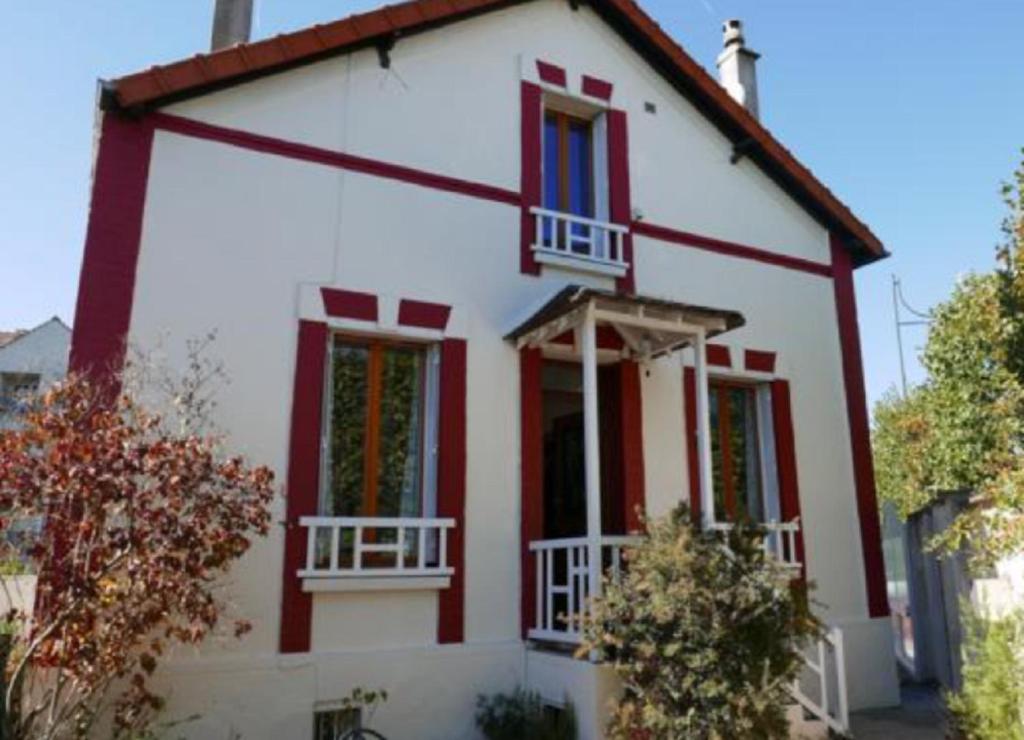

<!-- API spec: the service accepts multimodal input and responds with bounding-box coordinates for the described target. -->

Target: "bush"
[475,688,577,740]
[580,506,819,739]
[948,607,1024,739]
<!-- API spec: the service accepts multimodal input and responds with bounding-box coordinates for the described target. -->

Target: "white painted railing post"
[581,304,603,613]
[692,329,716,529]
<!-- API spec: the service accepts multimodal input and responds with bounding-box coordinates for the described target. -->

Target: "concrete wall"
[103,0,897,734]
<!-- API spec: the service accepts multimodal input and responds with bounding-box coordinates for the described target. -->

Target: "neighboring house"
[0,317,70,428]
[70,0,898,737]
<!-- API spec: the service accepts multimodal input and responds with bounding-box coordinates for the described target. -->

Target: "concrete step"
[787,704,830,740]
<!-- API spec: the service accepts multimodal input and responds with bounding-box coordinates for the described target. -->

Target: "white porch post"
[581,302,603,604]
[693,329,715,529]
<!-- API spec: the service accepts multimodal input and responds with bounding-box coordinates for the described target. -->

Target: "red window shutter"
[771,379,807,578]
[437,338,468,644]
[620,360,646,532]
[607,109,635,294]
[520,82,543,276]
[683,367,702,523]
[519,347,544,638]
[279,320,328,654]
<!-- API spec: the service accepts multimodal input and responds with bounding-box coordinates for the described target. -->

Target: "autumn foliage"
[0,372,274,739]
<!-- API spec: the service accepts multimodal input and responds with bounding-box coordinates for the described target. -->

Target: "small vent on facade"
[644,101,657,114]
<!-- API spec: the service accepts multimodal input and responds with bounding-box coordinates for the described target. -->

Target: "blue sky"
[1,1,1022,407]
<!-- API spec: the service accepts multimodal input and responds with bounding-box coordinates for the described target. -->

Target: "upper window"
[543,111,594,221]
[708,379,779,525]
[321,337,439,519]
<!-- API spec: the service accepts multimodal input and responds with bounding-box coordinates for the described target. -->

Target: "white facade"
[74,1,898,737]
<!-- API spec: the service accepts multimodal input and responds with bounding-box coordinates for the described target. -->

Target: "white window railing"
[530,207,630,276]
[707,519,802,571]
[298,516,456,579]
[528,535,641,644]
[791,627,850,735]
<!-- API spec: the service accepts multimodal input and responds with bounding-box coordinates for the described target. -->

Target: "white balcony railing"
[792,627,850,735]
[530,207,630,276]
[707,519,802,571]
[528,535,642,644]
[298,516,456,579]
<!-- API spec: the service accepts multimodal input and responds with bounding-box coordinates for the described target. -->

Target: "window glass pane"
[326,342,368,516]
[568,119,593,219]
[710,389,727,521]
[727,386,764,522]
[314,708,361,740]
[377,346,425,518]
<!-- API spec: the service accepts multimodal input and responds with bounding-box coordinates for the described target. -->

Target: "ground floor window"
[314,708,360,740]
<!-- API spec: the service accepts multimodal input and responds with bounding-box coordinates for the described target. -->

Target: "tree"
[579,507,819,740]
[0,357,274,739]
[872,154,1024,567]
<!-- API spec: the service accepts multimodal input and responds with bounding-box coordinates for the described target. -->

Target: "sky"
[1,0,1022,407]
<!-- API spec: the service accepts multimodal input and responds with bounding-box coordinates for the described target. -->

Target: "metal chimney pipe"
[211,0,254,51]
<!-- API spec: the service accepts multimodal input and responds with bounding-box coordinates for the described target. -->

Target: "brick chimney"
[716,19,760,120]
[211,0,254,51]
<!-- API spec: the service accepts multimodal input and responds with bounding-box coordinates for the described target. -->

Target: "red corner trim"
[397,299,451,330]
[536,60,567,87]
[620,360,646,532]
[321,288,378,322]
[706,344,732,368]
[520,348,543,638]
[581,75,614,101]
[683,367,701,523]
[69,114,155,387]
[279,320,328,654]
[632,221,833,279]
[438,338,468,643]
[520,82,543,276]
[745,350,777,374]
[607,109,635,293]
[771,379,807,579]
[150,112,520,207]
[831,236,889,618]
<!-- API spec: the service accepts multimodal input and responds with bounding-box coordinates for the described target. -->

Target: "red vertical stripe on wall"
[438,338,468,644]
[831,237,890,618]
[520,348,544,638]
[607,109,635,294]
[520,82,543,276]
[279,320,328,654]
[683,367,701,522]
[69,113,155,388]
[620,361,646,532]
[770,380,807,577]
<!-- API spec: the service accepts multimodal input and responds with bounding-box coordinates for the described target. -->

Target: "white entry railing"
[528,535,641,644]
[298,517,456,579]
[707,519,802,571]
[791,627,850,735]
[531,207,629,275]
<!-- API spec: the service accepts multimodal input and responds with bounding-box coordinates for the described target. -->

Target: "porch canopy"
[507,285,745,614]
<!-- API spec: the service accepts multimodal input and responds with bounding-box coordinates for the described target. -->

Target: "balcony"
[707,518,803,572]
[298,516,456,592]
[530,207,629,277]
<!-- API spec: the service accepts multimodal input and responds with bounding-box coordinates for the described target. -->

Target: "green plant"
[948,606,1024,740]
[580,506,819,739]
[475,688,577,740]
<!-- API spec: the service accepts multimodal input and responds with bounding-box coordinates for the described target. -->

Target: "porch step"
[787,704,830,740]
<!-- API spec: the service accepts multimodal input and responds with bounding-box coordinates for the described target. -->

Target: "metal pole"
[693,329,715,529]
[581,303,603,605]
[893,274,909,397]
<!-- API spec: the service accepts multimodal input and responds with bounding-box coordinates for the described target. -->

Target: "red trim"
[620,360,645,532]
[550,326,624,351]
[397,299,451,330]
[771,380,807,579]
[437,338,468,643]
[745,350,777,374]
[683,367,701,522]
[581,75,614,101]
[520,348,543,638]
[279,320,328,653]
[150,112,520,207]
[321,287,378,322]
[520,82,543,276]
[706,344,732,368]
[69,114,155,387]
[633,221,834,279]
[607,109,635,293]
[831,236,889,618]
[536,60,567,87]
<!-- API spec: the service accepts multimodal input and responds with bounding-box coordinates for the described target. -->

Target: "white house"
[0,317,70,429]
[70,0,898,737]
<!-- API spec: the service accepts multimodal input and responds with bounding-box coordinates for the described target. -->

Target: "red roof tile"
[105,0,886,262]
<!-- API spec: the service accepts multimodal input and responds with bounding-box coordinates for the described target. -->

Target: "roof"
[0,331,26,349]
[0,318,70,353]
[103,0,886,265]
[506,284,745,359]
